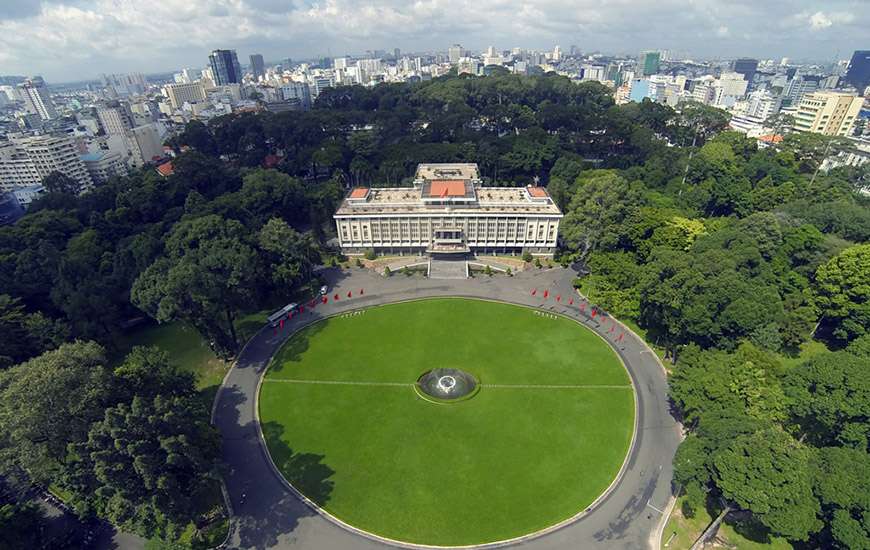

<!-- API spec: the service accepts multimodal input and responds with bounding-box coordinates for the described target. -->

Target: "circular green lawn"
[259,298,635,546]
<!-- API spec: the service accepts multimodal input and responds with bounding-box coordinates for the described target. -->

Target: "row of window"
[339,217,558,244]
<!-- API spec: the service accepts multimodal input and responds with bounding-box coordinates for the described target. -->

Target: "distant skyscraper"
[844,50,870,92]
[96,101,134,136]
[17,77,57,121]
[448,44,463,64]
[637,51,661,76]
[209,49,242,85]
[249,54,265,82]
[733,58,758,83]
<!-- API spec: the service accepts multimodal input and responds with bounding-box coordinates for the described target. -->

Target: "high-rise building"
[793,92,863,136]
[96,101,135,136]
[17,77,57,121]
[637,51,661,76]
[208,49,243,85]
[733,58,759,83]
[448,44,463,64]
[844,50,870,92]
[163,82,206,109]
[249,53,265,82]
[0,135,92,193]
[280,82,312,110]
[125,124,164,168]
[784,74,822,105]
[80,151,128,184]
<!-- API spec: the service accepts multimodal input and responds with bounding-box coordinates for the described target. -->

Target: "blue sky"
[0,0,866,82]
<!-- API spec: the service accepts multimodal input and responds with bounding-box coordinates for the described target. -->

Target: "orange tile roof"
[156,162,174,177]
[429,180,466,197]
[349,187,369,199]
[527,186,548,198]
[759,134,784,143]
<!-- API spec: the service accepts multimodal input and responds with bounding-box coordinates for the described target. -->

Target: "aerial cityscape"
[0,2,869,550]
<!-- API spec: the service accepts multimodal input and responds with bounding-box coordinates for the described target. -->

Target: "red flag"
[273,327,278,335]
[279,319,284,329]
[288,311,293,320]
[309,300,316,308]
[591,309,598,319]
[556,295,561,302]
[300,306,305,313]
[333,293,339,301]
[618,332,625,342]
[322,296,327,304]
[579,302,586,312]
[609,324,616,333]
[360,288,364,295]
[531,288,537,296]
[347,291,352,298]
[543,290,549,299]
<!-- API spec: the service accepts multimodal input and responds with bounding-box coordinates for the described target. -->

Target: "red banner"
[531,288,537,296]
[347,291,352,298]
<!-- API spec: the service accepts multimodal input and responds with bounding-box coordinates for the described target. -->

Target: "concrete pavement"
[212,266,681,549]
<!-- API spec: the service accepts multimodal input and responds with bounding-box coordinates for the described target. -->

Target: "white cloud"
[807,10,854,30]
[0,0,866,81]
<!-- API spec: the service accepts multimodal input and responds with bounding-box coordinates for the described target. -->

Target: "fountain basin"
[417,368,478,402]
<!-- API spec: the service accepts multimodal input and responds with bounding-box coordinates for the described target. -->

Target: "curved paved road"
[213,267,681,550]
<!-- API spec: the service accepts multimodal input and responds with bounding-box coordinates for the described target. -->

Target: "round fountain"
[417,368,478,401]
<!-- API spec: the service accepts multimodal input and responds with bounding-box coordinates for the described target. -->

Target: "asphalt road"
[213,266,682,550]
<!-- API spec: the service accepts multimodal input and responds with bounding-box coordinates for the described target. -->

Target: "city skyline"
[0,0,866,82]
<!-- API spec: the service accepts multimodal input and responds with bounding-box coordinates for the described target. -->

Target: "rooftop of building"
[336,185,561,216]
[337,163,560,216]
[414,163,480,182]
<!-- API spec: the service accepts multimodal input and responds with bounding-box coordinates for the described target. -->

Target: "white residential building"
[0,135,92,193]
[164,82,207,109]
[18,77,57,121]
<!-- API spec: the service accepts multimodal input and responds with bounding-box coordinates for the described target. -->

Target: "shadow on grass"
[266,317,328,376]
[260,421,335,507]
[725,511,779,545]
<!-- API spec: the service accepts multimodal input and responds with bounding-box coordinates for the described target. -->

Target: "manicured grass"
[260,298,634,546]
[117,322,228,400]
[662,495,792,550]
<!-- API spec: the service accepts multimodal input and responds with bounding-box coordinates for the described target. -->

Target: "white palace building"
[334,163,563,258]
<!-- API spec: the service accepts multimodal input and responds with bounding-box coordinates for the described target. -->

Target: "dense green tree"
[258,218,317,290]
[0,341,109,483]
[0,294,66,369]
[783,351,869,449]
[131,215,259,357]
[560,170,646,259]
[42,170,83,195]
[67,393,219,539]
[713,429,822,541]
[812,446,870,549]
[814,243,870,341]
[0,502,50,549]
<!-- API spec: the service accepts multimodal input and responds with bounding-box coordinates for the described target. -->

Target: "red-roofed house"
[156,162,175,177]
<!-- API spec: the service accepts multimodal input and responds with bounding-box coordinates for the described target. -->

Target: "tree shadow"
[214,386,335,550]
[725,510,778,544]
[261,421,335,507]
[265,317,328,375]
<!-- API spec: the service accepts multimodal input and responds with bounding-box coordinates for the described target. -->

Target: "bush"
[506,267,512,277]
[355,258,363,268]
[402,266,411,277]
[384,266,391,276]
[364,248,376,261]
[534,258,542,269]
[484,265,493,276]
[522,250,533,263]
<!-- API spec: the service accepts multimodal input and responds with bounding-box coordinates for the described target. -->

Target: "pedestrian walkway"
[428,258,467,279]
